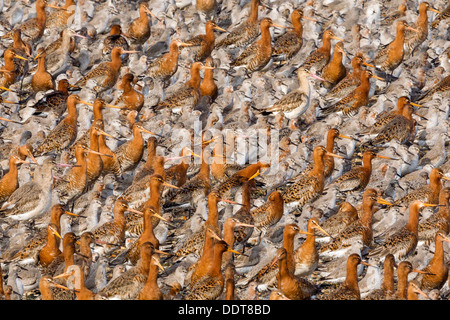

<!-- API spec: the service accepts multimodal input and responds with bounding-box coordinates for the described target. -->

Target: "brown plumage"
[321,253,370,300]
[156,61,210,112]
[363,254,397,300]
[321,69,383,117]
[275,247,318,300]
[230,18,286,72]
[321,41,347,89]
[127,2,159,46]
[415,231,450,290]
[282,145,343,205]
[216,0,263,48]
[393,168,448,207]
[300,29,343,72]
[102,25,129,57]
[418,187,450,242]
[272,9,306,62]
[200,56,218,101]
[31,79,71,116]
[181,20,226,62]
[0,155,29,206]
[368,200,438,261]
[0,49,28,88]
[329,150,396,193]
[34,94,84,156]
[114,73,144,112]
[372,20,419,75]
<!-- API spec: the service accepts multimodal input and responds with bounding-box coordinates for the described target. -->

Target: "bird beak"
[248,170,260,181]
[122,50,140,54]
[80,100,94,106]
[407,26,420,33]
[14,53,28,61]
[360,261,376,268]
[64,211,80,217]
[376,155,398,160]
[162,182,180,189]
[338,134,353,140]
[236,222,256,228]
[0,86,12,91]
[429,8,441,14]
[302,16,317,22]
[309,73,326,81]
[144,7,162,21]
[127,208,144,215]
[331,36,344,41]
[152,256,165,272]
[422,203,438,207]
[220,198,246,206]
[371,74,385,81]
[313,224,331,237]
[0,117,22,124]
[272,23,287,29]
[105,103,122,109]
[299,230,315,236]
[86,148,113,157]
[139,127,160,136]
[412,268,435,275]
[326,151,345,159]
[27,151,38,164]
[363,62,376,68]
[409,102,423,108]
[227,248,242,255]
[377,198,394,206]
[213,26,228,32]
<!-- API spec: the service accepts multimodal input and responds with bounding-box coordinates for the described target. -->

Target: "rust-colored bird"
[231,18,287,73]
[180,20,227,62]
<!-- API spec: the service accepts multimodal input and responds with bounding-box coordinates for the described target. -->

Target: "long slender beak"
[0,86,12,91]
[248,170,260,181]
[49,226,63,239]
[127,208,144,215]
[412,268,435,275]
[442,176,450,181]
[372,74,385,81]
[57,163,81,168]
[202,65,215,70]
[14,53,28,61]
[153,256,165,272]
[27,151,38,164]
[0,117,22,124]
[51,282,74,292]
[302,16,317,22]
[407,26,420,33]
[338,134,353,140]
[221,198,245,206]
[326,151,345,159]
[309,73,326,81]
[52,272,72,280]
[272,23,287,29]
[313,223,330,237]
[377,198,394,206]
[73,33,87,39]
[86,148,113,157]
[162,182,180,189]
[80,100,94,106]
[213,26,227,32]
[139,127,160,136]
[409,102,423,108]
[331,36,344,41]
[422,203,438,207]
[122,50,140,54]
[64,211,80,217]
[33,53,41,60]
[299,230,315,236]
[144,7,162,21]
[363,62,376,68]
[376,155,398,160]
[361,261,376,268]
[155,249,171,256]
[236,222,256,228]
[429,8,441,14]
[105,103,122,109]
[227,248,242,255]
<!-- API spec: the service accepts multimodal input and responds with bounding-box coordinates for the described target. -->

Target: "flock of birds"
[0,0,449,301]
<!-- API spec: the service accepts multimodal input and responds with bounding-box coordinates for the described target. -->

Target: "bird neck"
[259,24,272,47]
[292,18,303,37]
[342,264,360,295]
[360,202,375,227]
[142,213,157,241]
[206,201,219,227]
[248,0,260,24]
[321,34,332,53]
[382,264,395,293]
[430,237,445,265]
[406,207,420,234]
[63,245,75,271]
[80,241,93,262]
[394,27,406,47]
[225,279,235,300]
[416,7,429,30]
[36,3,47,28]
[5,158,19,180]
[113,209,126,228]
[208,247,225,278]
[326,134,336,153]
[396,271,409,299]
[310,154,325,176]
[223,221,236,248]
[186,67,202,89]
[361,154,373,172]
[4,56,16,72]
[282,233,296,256]
[110,51,123,71]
